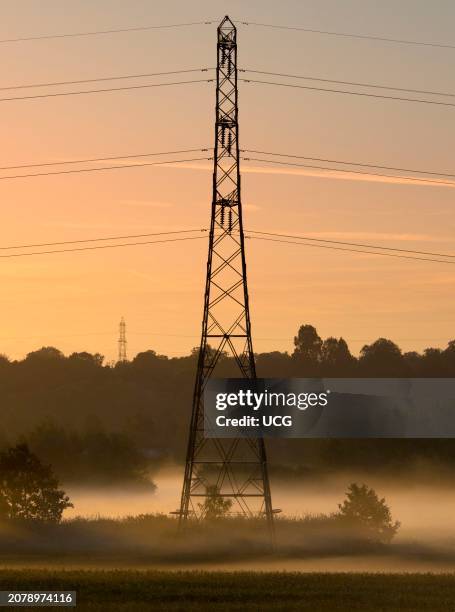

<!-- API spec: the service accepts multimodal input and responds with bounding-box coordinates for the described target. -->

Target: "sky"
[0,0,454,362]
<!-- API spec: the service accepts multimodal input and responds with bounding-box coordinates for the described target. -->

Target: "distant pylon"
[118,317,127,362]
[178,16,274,539]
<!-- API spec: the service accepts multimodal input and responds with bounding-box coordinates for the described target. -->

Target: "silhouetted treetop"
[359,338,405,376]
[321,337,356,375]
[69,351,104,366]
[293,325,322,361]
[25,346,64,361]
[133,350,168,367]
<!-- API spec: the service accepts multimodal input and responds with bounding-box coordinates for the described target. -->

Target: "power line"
[0,21,216,44]
[0,153,451,188]
[1,233,453,265]
[0,78,213,104]
[2,18,450,50]
[238,21,455,50]
[6,67,448,100]
[0,148,210,172]
[0,235,208,259]
[252,336,452,343]
[246,235,455,265]
[0,147,451,182]
[3,65,450,105]
[246,230,455,259]
[241,69,455,98]
[8,71,442,109]
[0,329,449,343]
[241,79,455,108]
[2,228,452,259]
[241,156,455,187]
[0,229,207,251]
[0,330,199,341]
[1,226,454,265]
[242,149,455,180]
[0,68,214,92]
[4,66,450,100]
[0,155,213,181]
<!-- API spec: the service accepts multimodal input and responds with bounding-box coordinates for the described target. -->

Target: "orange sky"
[0,1,454,361]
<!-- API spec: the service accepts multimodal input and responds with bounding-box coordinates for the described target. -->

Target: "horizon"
[2,324,454,363]
[1,1,454,361]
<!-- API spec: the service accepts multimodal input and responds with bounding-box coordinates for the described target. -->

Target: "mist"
[47,466,455,573]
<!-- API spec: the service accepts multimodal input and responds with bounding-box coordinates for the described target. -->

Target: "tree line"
[1,324,455,484]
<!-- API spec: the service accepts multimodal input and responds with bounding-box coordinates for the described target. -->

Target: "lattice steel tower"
[118,317,127,363]
[179,16,274,535]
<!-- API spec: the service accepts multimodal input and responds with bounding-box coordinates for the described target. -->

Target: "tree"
[293,325,322,374]
[444,340,455,375]
[190,345,227,362]
[69,351,104,366]
[321,337,356,375]
[337,483,400,543]
[0,444,72,523]
[422,348,445,376]
[0,355,9,379]
[25,347,64,361]
[403,351,422,376]
[256,351,292,377]
[131,350,169,376]
[359,338,405,376]
[198,485,233,520]
[26,421,155,486]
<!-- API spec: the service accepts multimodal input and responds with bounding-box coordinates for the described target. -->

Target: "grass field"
[1,570,455,611]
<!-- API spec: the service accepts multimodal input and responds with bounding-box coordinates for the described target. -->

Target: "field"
[1,570,455,611]
[1,509,455,609]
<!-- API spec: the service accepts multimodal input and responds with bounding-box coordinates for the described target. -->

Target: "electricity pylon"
[118,317,127,362]
[178,16,274,537]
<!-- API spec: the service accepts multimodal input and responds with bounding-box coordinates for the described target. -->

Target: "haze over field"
[63,468,455,534]
[2,469,441,573]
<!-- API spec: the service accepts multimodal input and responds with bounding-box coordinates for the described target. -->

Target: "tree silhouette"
[0,444,72,523]
[359,338,405,376]
[422,348,445,376]
[293,325,322,374]
[1,325,455,482]
[198,485,233,520]
[69,351,104,366]
[25,346,64,361]
[256,351,292,377]
[337,483,400,543]
[444,341,455,373]
[191,344,228,362]
[321,337,356,375]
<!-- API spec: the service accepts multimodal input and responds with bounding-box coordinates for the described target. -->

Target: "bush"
[0,444,72,523]
[337,483,400,543]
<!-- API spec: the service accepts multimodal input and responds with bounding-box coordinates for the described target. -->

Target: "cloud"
[240,164,455,189]
[162,160,455,190]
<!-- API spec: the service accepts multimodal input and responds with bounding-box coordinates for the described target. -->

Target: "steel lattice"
[178,16,274,538]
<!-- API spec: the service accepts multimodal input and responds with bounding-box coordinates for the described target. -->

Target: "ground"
[1,570,455,611]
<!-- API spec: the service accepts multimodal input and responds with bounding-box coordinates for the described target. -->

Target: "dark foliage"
[24,421,155,486]
[337,483,400,543]
[0,444,72,523]
[0,325,454,482]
